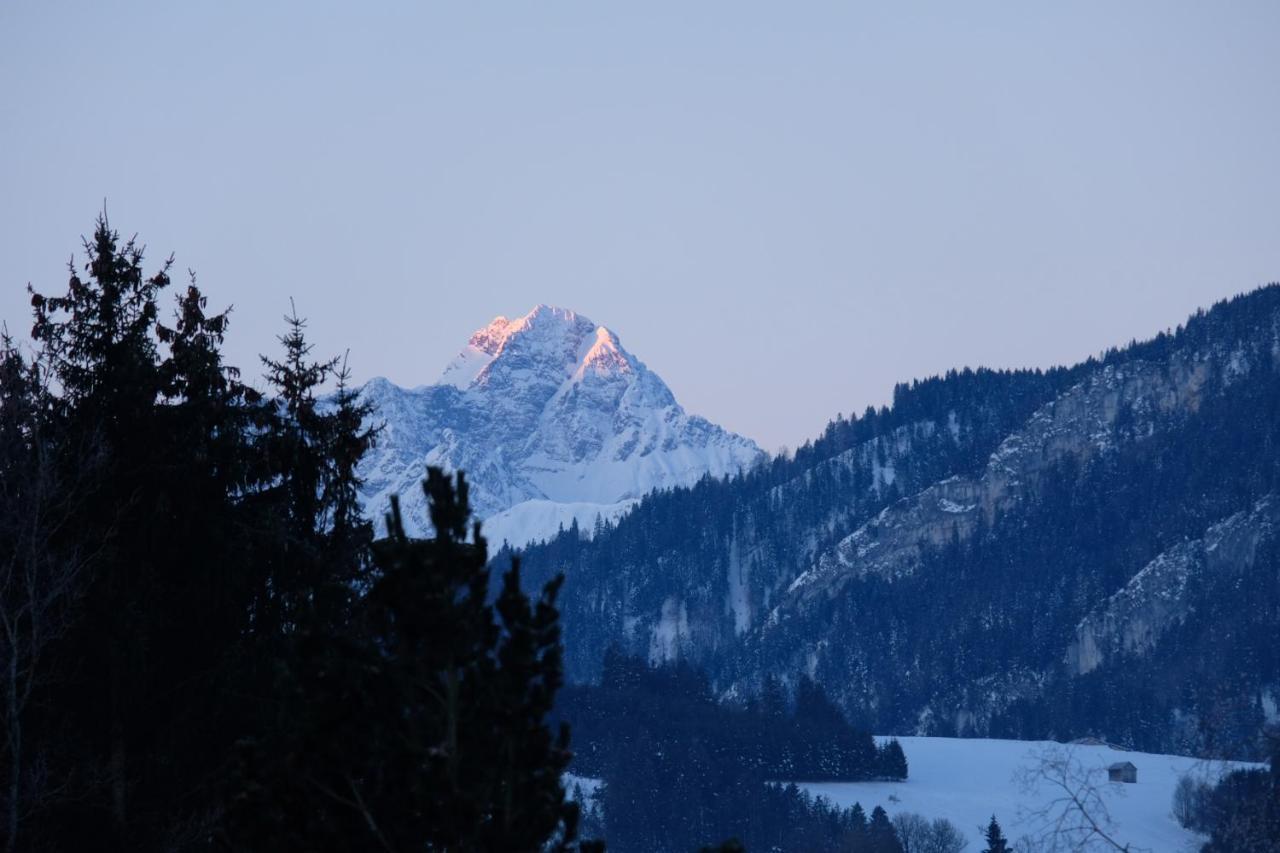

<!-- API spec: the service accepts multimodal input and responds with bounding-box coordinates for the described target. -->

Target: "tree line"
[1173,738,1280,853]
[555,654,912,851]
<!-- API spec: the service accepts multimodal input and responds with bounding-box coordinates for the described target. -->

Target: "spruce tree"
[26,215,264,848]
[256,302,345,631]
[326,352,379,558]
[879,738,909,780]
[849,802,868,834]
[867,804,904,853]
[982,815,1009,853]
[226,468,594,851]
[30,219,161,843]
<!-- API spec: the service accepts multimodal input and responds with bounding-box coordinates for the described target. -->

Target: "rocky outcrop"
[1067,495,1280,675]
[781,354,1216,609]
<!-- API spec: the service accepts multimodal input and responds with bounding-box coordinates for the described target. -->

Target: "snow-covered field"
[800,736,1258,852]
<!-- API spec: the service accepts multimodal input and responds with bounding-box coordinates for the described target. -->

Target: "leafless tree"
[925,817,970,853]
[1172,772,1214,832]
[1013,744,1146,853]
[895,812,931,852]
[894,811,969,853]
[0,346,101,853]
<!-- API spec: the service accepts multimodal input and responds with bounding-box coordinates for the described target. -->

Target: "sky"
[2,2,1278,451]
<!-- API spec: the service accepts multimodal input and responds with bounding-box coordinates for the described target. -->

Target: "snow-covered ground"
[481,498,635,549]
[563,771,602,802]
[800,736,1258,852]
[564,772,604,824]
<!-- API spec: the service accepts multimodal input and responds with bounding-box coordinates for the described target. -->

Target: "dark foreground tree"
[6,216,596,851]
[867,805,905,853]
[0,337,98,853]
[1199,734,1280,853]
[878,738,909,781]
[981,815,1008,853]
[225,468,599,852]
[22,216,269,849]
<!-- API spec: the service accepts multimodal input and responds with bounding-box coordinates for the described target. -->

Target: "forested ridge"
[511,362,1083,679]
[517,285,1280,760]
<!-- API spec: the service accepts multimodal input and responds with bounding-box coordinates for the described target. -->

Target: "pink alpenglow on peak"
[354,306,763,547]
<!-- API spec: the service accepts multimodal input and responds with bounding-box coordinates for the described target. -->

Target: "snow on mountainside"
[354,305,763,546]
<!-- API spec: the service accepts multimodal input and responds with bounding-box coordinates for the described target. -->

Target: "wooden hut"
[1107,761,1137,783]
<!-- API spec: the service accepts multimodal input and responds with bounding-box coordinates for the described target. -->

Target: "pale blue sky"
[2,2,1278,449]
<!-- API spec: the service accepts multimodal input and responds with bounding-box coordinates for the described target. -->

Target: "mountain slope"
[783,347,1222,606]
[517,365,1078,678]
[355,305,762,545]
[517,284,1280,757]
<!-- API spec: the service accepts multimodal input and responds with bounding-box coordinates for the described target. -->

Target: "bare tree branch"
[1013,744,1146,853]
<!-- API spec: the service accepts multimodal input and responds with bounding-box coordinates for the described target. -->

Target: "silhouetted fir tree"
[488,560,583,847]
[13,217,595,851]
[226,468,594,851]
[982,815,1009,853]
[848,802,868,834]
[256,301,347,631]
[25,215,265,848]
[1196,737,1280,853]
[325,353,379,564]
[0,332,48,473]
[878,739,908,780]
[866,805,904,853]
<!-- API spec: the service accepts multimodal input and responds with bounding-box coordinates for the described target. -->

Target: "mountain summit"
[355,305,763,545]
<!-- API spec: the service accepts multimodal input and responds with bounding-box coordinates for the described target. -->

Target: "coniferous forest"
[556,656,908,852]
[0,218,600,851]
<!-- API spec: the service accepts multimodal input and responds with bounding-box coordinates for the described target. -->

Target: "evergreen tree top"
[983,814,1009,853]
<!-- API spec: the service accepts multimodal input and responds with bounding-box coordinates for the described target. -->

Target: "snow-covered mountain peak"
[577,326,633,378]
[471,314,514,352]
[439,306,636,392]
[355,306,763,546]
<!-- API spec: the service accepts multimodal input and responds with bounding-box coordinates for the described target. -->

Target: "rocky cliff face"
[516,367,1074,680]
[782,353,1216,609]
[1067,494,1280,676]
[354,305,763,546]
